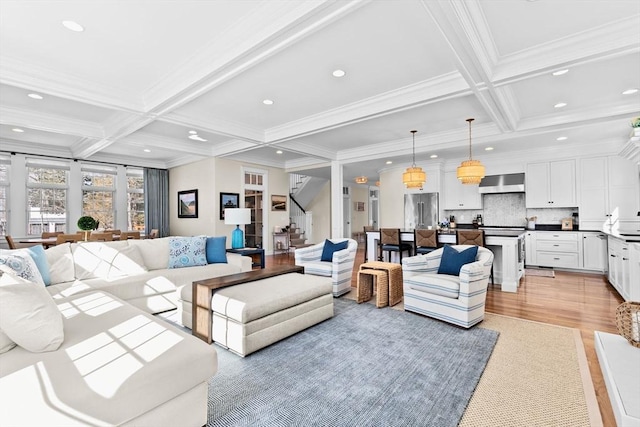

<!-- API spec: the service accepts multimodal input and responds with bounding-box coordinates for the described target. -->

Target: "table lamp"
[224,208,251,249]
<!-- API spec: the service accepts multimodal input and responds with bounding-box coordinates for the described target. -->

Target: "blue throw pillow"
[320,239,349,262]
[168,236,207,269]
[437,245,478,276]
[26,245,51,286]
[206,236,227,264]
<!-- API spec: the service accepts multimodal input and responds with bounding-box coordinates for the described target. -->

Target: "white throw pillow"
[0,271,64,352]
[0,253,45,286]
[128,237,170,270]
[45,243,76,284]
[72,241,145,280]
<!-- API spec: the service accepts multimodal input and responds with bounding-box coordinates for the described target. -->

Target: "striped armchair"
[294,238,358,297]
[401,245,494,328]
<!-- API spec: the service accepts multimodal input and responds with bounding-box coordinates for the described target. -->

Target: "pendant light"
[402,130,426,189]
[456,118,485,185]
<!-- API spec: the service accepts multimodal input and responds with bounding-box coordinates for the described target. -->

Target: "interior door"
[343,194,351,239]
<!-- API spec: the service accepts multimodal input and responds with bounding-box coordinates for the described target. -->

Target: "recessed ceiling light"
[188,130,197,135]
[430,154,438,158]
[554,102,567,108]
[385,160,392,164]
[556,136,568,141]
[276,150,283,154]
[12,128,24,133]
[27,93,43,100]
[263,99,274,105]
[143,149,151,153]
[188,135,207,142]
[622,88,638,95]
[485,147,494,151]
[332,69,346,78]
[552,69,569,76]
[62,20,84,32]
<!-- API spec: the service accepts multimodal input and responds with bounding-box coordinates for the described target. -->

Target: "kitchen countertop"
[602,226,640,243]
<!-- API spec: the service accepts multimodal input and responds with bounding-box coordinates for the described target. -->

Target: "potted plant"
[77,215,97,241]
[632,117,640,129]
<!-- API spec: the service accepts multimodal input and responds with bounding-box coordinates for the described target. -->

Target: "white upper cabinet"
[579,155,640,230]
[443,171,483,210]
[526,160,576,208]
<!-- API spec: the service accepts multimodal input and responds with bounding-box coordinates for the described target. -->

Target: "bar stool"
[363,225,375,262]
[378,228,412,263]
[414,229,438,255]
[457,229,494,284]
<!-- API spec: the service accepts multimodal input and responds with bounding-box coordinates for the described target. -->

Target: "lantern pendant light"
[402,130,426,189]
[456,118,485,185]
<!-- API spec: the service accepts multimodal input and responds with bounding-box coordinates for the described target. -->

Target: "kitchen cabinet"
[579,156,639,230]
[581,232,607,272]
[524,230,536,266]
[607,236,630,300]
[443,171,482,210]
[526,160,576,208]
[532,231,580,269]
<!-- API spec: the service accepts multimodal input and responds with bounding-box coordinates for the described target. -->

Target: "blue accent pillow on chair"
[206,236,227,264]
[320,239,349,262]
[437,245,478,276]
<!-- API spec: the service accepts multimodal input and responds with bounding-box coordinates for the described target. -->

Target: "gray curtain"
[144,168,169,237]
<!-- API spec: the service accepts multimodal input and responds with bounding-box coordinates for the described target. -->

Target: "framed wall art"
[271,194,287,211]
[220,192,240,220]
[355,201,365,212]
[178,189,198,218]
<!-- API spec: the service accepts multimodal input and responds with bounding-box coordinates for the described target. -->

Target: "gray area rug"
[207,298,499,427]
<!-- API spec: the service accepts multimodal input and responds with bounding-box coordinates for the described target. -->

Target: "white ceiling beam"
[265,73,470,143]
[143,1,371,116]
[0,105,104,138]
[161,113,264,143]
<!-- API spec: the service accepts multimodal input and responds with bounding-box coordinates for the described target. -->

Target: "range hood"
[478,173,525,194]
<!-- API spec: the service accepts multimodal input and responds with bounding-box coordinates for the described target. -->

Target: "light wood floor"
[267,246,622,426]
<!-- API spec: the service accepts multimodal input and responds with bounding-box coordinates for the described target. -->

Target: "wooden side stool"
[357,269,389,308]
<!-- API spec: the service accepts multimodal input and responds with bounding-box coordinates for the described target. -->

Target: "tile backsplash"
[444,193,577,227]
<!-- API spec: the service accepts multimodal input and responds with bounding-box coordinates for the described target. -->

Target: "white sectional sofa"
[45,237,251,315]
[0,237,252,426]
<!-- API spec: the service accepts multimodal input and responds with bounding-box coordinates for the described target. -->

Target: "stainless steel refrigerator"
[404,193,439,229]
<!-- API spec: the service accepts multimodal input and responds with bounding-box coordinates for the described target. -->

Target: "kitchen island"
[365,228,525,292]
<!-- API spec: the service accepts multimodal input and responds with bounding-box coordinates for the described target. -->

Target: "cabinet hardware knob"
[622,258,629,261]
[553,257,560,260]
[610,254,616,257]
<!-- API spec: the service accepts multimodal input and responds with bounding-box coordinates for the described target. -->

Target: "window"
[82,165,115,229]
[0,156,9,236]
[244,172,263,186]
[127,168,144,231]
[27,158,68,236]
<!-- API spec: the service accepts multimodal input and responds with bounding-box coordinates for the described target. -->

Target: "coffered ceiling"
[1,0,639,184]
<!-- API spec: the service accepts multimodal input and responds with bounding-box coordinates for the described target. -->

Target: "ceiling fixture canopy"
[402,130,426,189]
[355,176,368,184]
[456,118,485,185]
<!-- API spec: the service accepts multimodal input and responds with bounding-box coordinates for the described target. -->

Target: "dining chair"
[4,236,39,249]
[120,231,141,240]
[414,229,438,255]
[5,235,17,249]
[89,231,114,241]
[41,231,63,239]
[363,225,375,262]
[378,228,412,263]
[457,229,494,284]
[56,233,83,244]
[104,229,121,236]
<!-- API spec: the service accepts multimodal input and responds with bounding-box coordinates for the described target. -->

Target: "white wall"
[350,185,369,236]
[306,181,331,243]
[169,157,290,253]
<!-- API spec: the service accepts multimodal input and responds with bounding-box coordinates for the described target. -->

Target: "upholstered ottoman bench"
[211,273,333,356]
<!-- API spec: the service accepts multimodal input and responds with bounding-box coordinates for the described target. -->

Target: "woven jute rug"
[344,290,601,426]
[461,313,601,427]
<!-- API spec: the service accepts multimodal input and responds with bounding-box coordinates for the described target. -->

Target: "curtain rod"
[0,150,165,170]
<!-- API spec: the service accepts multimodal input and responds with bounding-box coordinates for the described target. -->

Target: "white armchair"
[294,238,358,297]
[401,245,494,328]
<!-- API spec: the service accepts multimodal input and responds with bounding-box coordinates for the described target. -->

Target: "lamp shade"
[224,208,251,225]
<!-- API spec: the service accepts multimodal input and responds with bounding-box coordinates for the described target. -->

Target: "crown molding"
[0,105,104,138]
[165,154,209,169]
[223,152,285,169]
[117,132,215,157]
[0,57,143,112]
[161,112,264,142]
[0,138,73,158]
[492,15,640,84]
[143,1,369,115]
[265,72,469,143]
[285,159,332,172]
